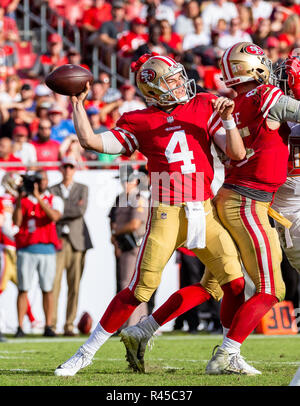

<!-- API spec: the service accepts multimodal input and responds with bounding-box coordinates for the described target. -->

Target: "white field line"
[2,334,300,344]
[88,357,300,366]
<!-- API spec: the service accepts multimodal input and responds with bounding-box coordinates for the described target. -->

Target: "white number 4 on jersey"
[165,131,196,174]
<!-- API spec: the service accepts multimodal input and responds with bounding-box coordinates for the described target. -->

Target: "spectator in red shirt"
[117,17,148,58]
[0,136,25,171]
[81,0,112,33]
[27,33,68,79]
[31,119,60,170]
[159,18,182,55]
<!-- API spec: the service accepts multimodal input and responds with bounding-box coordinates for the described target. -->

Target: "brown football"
[77,311,93,334]
[45,64,94,96]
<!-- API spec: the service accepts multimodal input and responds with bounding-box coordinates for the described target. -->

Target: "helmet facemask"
[151,65,196,106]
[273,60,291,95]
[137,56,196,106]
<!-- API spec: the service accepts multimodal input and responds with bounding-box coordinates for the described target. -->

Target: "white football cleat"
[205,346,239,375]
[205,346,260,375]
[54,346,93,376]
[231,353,261,375]
[120,325,150,373]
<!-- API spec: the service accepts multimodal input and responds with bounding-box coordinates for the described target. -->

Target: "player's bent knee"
[133,269,162,302]
[221,277,245,296]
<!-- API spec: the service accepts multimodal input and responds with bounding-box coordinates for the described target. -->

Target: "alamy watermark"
[115,165,205,208]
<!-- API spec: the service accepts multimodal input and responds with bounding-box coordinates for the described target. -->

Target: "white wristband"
[222,118,236,130]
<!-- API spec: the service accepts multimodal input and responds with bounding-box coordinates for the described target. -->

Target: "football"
[45,64,94,96]
[77,311,93,335]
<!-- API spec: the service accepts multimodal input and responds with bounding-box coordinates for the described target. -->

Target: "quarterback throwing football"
[54,53,247,377]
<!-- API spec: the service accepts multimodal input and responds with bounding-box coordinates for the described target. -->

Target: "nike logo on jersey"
[165,125,181,132]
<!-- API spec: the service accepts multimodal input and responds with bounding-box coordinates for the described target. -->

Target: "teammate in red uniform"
[204,42,300,375]
[54,53,247,376]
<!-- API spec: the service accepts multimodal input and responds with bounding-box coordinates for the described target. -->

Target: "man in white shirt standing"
[182,15,211,51]
[217,17,252,50]
[201,0,238,32]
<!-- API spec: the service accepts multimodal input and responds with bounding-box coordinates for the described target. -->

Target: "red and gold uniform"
[213,84,290,301]
[110,93,243,302]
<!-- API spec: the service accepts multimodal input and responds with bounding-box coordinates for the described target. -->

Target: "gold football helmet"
[136,55,196,106]
[1,171,23,197]
[220,42,273,88]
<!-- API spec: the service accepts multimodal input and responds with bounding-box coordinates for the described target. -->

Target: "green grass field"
[0,332,300,387]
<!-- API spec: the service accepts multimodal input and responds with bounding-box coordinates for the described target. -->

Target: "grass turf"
[0,332,299,387]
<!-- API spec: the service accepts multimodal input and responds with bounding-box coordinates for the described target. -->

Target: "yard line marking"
[1,334,300,344]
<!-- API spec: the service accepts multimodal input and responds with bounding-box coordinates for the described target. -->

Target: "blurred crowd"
[0,0,298,169]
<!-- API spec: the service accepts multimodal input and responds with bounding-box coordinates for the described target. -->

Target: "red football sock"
[100,287,141,333]
[220,277,245,329]
[152,283,211,326]
[227,292,278,343]
[26,298,35,323]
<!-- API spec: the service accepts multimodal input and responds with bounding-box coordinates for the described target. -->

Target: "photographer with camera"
[109,166,150,331]
[13,170,64,337]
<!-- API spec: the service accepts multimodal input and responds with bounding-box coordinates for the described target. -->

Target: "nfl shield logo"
[161,212,167,219]
[167,116,174,123]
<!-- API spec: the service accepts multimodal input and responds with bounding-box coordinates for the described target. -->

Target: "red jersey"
[117,32,149,58]
[15,194,61,250]
[81,4,112,30]
[0,194,16,248]
[111,93,223,204]
[225,84,290,194]
[31,138,60,170]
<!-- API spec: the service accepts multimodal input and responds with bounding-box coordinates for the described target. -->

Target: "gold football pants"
[0,247,17,292]
[213,187,285,301]
[128,198,243,303]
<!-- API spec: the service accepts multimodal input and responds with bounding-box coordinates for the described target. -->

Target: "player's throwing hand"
[71,82,91,105]
[212,97,235,120]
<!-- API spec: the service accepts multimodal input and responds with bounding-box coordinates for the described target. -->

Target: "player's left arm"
[212,97,246,161]
[268,57,300,125]
[268,95,300,124]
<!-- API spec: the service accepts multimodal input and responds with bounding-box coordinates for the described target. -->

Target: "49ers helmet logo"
[140,68,156,83]
[245,45,264,55]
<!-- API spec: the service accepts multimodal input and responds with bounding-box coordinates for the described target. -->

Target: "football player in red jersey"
[272,51,300,386]
[54,52,249,376]
[204,42,300,375]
